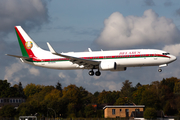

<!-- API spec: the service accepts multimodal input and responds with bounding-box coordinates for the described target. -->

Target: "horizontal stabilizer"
[6,54,32,60]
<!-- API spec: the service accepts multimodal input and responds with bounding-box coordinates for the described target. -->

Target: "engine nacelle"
[99,61,116,70]
[111,66,127,71]
[99,61,127,71]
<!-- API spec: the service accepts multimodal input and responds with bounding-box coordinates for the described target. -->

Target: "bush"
[143,107,157,119]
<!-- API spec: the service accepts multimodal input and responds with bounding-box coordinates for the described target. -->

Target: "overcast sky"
[1,0,180,93]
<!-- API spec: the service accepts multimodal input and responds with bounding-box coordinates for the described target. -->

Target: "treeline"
[0,77,180,118]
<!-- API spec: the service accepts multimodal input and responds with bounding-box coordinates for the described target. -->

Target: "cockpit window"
[162,53,170,55]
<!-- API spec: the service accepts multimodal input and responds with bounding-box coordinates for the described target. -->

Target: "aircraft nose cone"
[171,55,177,62]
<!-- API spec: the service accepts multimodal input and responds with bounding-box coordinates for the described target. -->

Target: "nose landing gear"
[89,69,101,76]
[158,68,162,72]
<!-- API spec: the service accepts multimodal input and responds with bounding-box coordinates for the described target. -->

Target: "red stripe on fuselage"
[30,54,170,62]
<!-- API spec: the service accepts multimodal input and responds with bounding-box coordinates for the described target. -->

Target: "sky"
[1,0,180,93]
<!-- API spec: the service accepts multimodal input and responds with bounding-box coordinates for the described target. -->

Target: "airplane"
[6,26,177,76]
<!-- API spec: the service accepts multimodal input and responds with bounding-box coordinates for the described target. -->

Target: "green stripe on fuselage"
[27,55,167,63]
[15,30,29,57]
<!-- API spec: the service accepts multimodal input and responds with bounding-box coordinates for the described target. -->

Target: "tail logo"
[25,41,33,49]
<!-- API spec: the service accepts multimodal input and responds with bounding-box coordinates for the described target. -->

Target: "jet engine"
[99,61,126,71]
[99,61,116,70]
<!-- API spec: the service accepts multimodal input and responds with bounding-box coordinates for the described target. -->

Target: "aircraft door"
[154,53,157,60]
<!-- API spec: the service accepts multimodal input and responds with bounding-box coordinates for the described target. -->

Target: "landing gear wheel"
[89,71,94,76]
[158,69,162,72]
[95,71,101,76]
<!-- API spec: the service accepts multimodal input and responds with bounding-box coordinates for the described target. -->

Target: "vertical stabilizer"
[15,26,41,58]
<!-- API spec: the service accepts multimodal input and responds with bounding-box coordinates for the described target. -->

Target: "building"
[103,105,145,118]
[0,98,25,109]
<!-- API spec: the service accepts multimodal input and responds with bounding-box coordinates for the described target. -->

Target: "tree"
[0,80,22,97]
[10,87,19,97]
[45,89,62,101]
[163,101,178,115]
[18,103,32,116]
[62,84,81,104]
[0,105,16,117]
[18,85,56,117]
[84,105,95,118]
[1,76,180,118]
[161,77,179,93]
[23,83,44,97]
[28,86,56,117]
[13,82,25,98]
[121,80,133,98]
[18,82,25,98]
[79,86,91,105]
[174,82,180,94]
[90,91,99,104]
[135,82,142,89]
[40,86,55,98]
[56,81,62,93]
[140,85,160,109]
[94,91,99,97]
[97,91,109,104]
[115,97,130,105]
[117,80,135,104]
[143,107,157,119]
[175,96,180,115]
[67,103,76,118]
[49,97,68,118]
[97,90,119,104]
[132,85,145,105]
[0,80,10,97]
[0,80,26,98]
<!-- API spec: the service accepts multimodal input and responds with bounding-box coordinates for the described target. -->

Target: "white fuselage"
[23,49,176,70]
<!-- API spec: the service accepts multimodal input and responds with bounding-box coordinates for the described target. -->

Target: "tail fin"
[15,26,43,58]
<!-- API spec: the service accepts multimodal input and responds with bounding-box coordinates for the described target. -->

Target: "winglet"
[47,42,56,54]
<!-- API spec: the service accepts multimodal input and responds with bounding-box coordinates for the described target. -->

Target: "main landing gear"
[89,69,101,76]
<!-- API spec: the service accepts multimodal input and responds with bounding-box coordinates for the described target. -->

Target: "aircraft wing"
[47,42,100,69]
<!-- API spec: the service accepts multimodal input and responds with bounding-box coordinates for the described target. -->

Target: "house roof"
[103,105,145,109]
